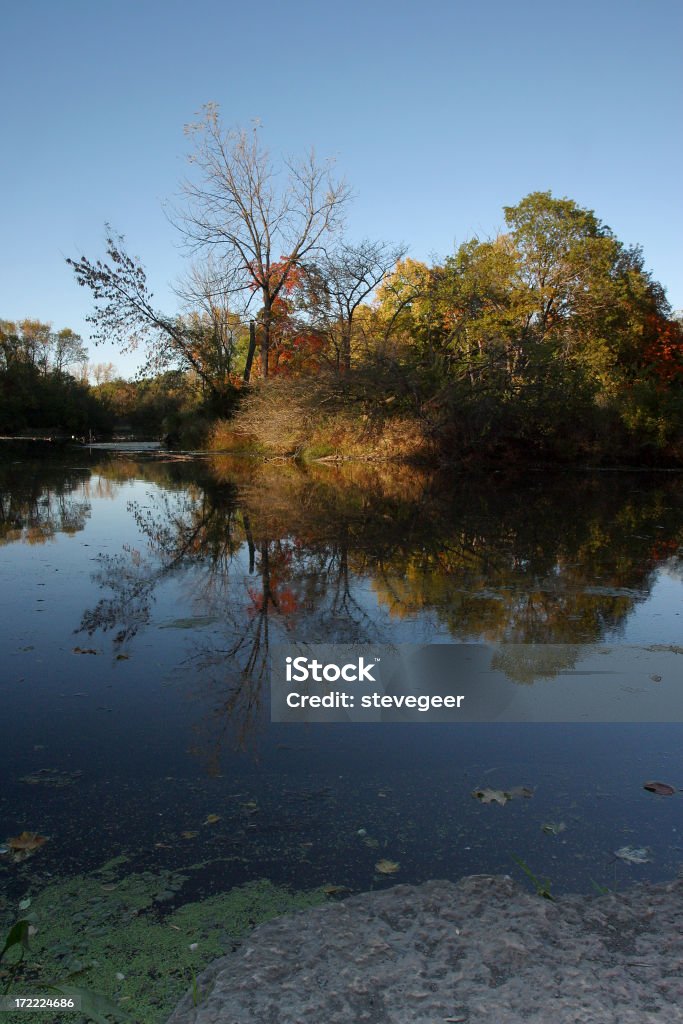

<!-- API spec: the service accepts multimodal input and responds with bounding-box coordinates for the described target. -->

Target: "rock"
[166,874,683,1023]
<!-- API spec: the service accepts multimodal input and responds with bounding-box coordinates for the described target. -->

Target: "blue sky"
[2,0,681,377]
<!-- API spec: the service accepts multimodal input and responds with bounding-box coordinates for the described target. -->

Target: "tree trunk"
[261,299,271,379]
[341,327,351,375]
[243,321,257,383]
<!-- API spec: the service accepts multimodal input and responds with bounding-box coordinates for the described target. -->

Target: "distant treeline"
[0,319,199,438]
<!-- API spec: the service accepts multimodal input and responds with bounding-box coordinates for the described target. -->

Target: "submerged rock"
[167,874,683,1024]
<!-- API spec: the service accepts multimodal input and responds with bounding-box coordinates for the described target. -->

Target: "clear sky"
[2,0,681,378]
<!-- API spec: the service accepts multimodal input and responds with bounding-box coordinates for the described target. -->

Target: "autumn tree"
[501,192,670,380]
[374,258,435,346]
[176,105,351,378]
[0,319,86,375]
[300,240,407,374]
[51,328,88,373]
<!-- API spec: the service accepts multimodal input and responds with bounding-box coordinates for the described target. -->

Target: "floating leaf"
[473,788,508,805]
[643,781,675,796]
[323,884,350,896]
[204,814,220,825]
[472,785,533,805]
[181,830,198,839]
[375,859,400,875]
[541,821,566,836]
[8,831,47,852]
[614,845,651,864]
[73,647,98,655]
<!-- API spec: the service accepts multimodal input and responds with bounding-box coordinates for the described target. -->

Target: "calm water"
[1,450,682,903]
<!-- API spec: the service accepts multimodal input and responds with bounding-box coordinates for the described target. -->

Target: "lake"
[0,449,682,1015]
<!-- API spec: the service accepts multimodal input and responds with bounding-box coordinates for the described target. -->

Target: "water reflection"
[63,457,683,760]
[0,458,92,543]
[1,453,682,903]
[81,458,683,645]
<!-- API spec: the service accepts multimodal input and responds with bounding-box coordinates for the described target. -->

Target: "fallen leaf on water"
[323,884,350,896]
[72,647,98,655]
[204,814,221,825]
[473,788,508,805]
[472,786,533,805]
[6,831,48,861]
[615,845,651,864]
[8,831,47,851]
[115,653,130,661]
[541,821,567,836]
[181,830,199,839]
[643,781,675,796]
[375,859,400,875]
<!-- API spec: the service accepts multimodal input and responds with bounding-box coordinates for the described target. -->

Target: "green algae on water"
[0,860,326,1024]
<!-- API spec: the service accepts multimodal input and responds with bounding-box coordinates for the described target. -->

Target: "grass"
[511,855,555,901]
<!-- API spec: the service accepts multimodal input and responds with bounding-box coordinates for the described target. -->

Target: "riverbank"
[203,374,683,467]
[168,874,683,1024]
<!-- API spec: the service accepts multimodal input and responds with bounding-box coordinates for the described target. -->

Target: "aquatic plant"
[511,854,555,901]
[0,915,131,1022]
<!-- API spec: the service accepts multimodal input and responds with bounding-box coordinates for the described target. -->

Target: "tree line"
[12,104,683,459]
[0,319,200,437]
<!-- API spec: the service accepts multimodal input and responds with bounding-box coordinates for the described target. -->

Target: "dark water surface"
[1,450,682,907]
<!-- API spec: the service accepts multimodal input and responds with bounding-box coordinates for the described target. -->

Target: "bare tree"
[176,104,352,378]
[303,239,406,374]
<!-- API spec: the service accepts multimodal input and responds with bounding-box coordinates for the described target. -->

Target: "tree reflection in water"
[0,457,93,544]
[73,457,683,766]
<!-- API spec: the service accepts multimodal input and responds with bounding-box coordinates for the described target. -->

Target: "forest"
[4,107,682,463]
